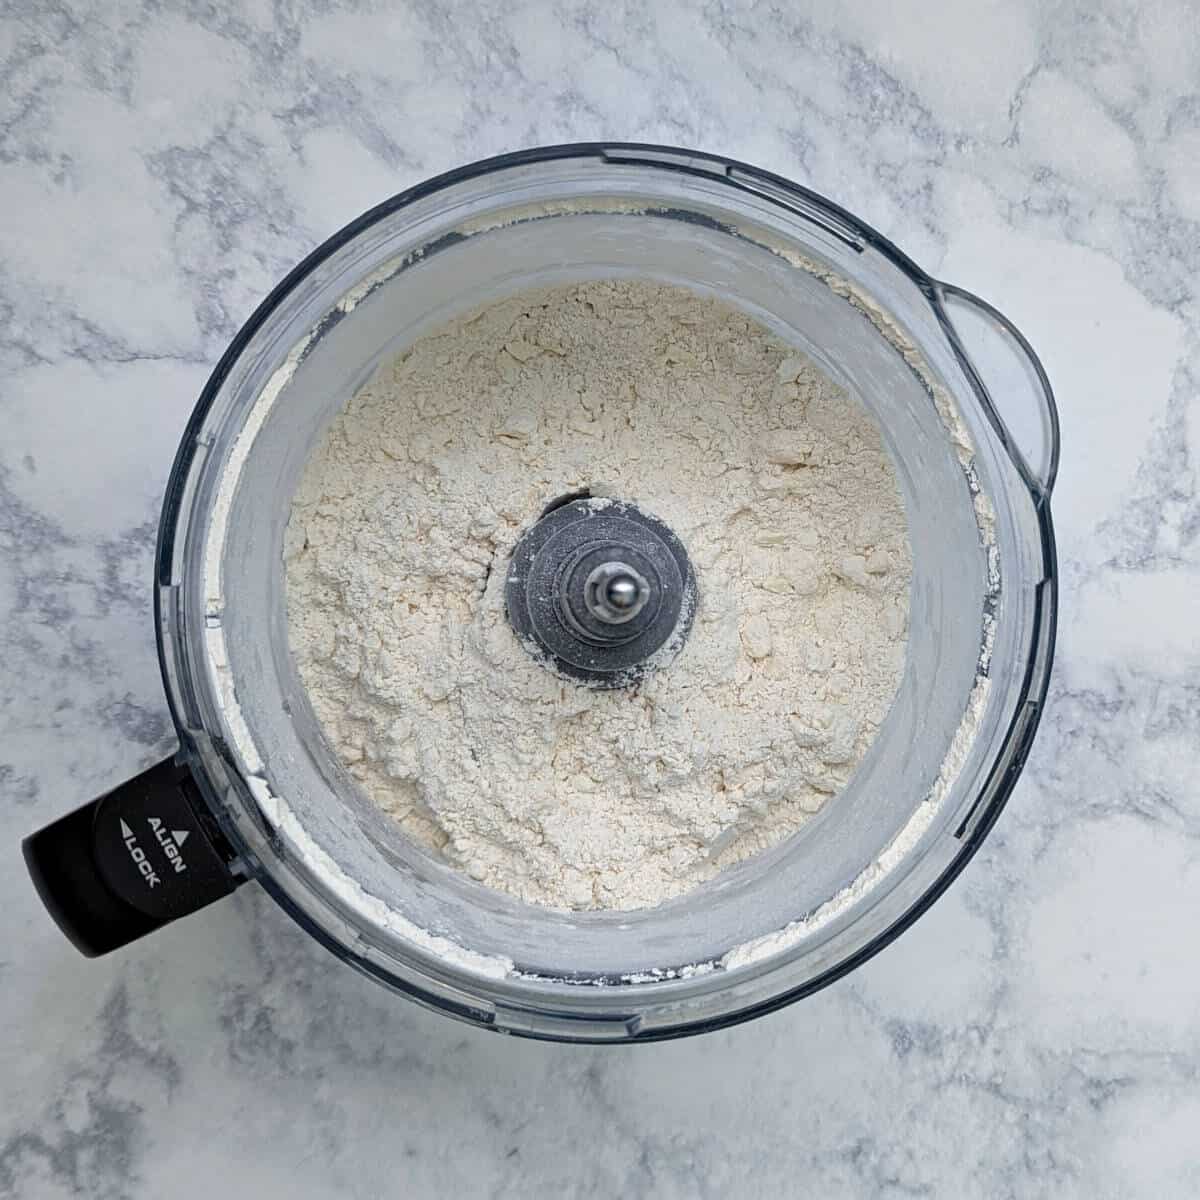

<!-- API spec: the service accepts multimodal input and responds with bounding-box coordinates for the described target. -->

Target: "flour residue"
[284,279,912,911]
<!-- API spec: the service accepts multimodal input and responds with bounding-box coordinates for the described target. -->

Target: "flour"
[284,279,912,911]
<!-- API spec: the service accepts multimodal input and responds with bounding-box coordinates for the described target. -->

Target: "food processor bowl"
[24,145,1058,1042]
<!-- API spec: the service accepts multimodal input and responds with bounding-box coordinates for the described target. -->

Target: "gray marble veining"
[2,1,1198,1196]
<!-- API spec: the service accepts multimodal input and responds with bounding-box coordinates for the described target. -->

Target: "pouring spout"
[933,282,1061,501]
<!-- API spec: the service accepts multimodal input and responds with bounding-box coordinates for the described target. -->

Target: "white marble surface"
[3,1,1199,1195]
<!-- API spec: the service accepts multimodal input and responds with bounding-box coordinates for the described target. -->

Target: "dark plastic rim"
[153,142,1058,1043]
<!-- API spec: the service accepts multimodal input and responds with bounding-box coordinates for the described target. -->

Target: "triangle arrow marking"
[120,819,134,839]
[172,829,189,847]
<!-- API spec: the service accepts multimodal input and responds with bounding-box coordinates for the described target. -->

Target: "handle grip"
[935,282,1060,497]
[23,758,243,957]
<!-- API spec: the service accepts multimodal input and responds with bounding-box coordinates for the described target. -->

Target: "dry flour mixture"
[284,280,911,910]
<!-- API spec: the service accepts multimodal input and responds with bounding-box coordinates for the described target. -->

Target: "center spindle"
[504,497,696,688]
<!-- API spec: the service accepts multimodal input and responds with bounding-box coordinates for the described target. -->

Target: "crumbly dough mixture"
[284,280,911,910]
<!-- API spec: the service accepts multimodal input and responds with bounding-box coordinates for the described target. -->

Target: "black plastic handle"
[23,758,244,957]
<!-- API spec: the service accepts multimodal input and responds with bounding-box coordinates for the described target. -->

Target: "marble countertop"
[3,1,1198,1196]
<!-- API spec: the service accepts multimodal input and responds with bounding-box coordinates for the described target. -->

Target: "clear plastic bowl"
[155,144,1058,1041]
